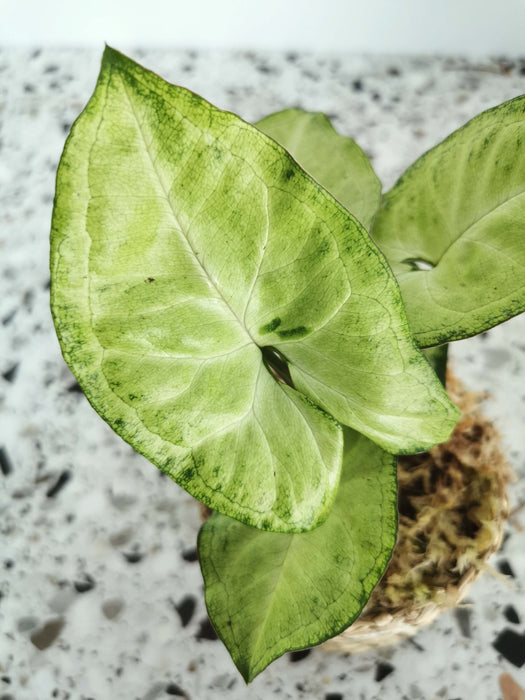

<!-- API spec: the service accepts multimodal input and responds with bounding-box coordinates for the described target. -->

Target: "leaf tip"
[101,44,136,75]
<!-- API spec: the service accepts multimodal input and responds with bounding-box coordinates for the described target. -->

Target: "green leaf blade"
[256,108,381,230]
[198,429,398,682]
[373,96,525,346]
[51,47,344,533]
[51,46,457,532]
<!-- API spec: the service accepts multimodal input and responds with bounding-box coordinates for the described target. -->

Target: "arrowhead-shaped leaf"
[198,428,397,682]
[51,47,457,532]
[256,109,381,229]
[373,95,525,347]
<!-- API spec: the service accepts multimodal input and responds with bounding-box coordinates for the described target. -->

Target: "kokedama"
[50,47,525,681]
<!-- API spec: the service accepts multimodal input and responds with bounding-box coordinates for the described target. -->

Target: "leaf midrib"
[114,68,255,345]
[393,185,525,288]
[248,535,294,665]
[432,185,525,267]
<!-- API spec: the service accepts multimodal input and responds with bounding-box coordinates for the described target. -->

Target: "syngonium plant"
[50,47,525,681]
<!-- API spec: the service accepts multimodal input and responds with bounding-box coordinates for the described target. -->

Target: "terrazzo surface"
[1,47,524,700]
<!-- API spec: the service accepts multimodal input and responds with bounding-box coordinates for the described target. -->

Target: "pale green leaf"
[198,429,397,682]
[51,47,457,532]
[373,95,525,347]
[256,109,381,229]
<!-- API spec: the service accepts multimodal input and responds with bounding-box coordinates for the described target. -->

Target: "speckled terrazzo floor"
[0,47,524,700]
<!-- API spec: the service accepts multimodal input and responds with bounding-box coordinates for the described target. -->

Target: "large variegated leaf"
[51,47,458,533]
[373,96,525,347]
[256,109,381,229]
[198,428,397,682]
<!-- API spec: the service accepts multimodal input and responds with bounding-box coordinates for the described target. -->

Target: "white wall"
[1,0,524,56]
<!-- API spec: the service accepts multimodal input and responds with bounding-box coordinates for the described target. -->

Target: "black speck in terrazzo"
[0,678,9,685]
[289,648,311,662]
[302,70,320,82]
[497,559,516,577]
[109,527,132,548]
[407,637,425,651]
[165,682,186,696]
[17,616,39,633]
[61,122,72,134]
[2,364,19,383]
[387,66,401,76]
[67,381,83,394]
[454,606,472,638]
[182,547,198,563]
[504,605,521,624]
[4,560,14,570]
[500,531,511,551]
[352,79,363,91]
[375,662,395,682]
[0,694,15,700]
[102,598,124,620]
[22,289,34,310]
[372,92,381,102]
[23,83,35,93]
[30,617,65,650]
[0,447,13,476]
[44,64,59,73]
[173,595,196,628]
[325,694,343,700]
[493,628,525,667]
[2,309,16,326]
[46,470,71,498]
[256,63,276,75]
[123,550,143,564]
[195,618,218,641]
[74,573,96,594]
